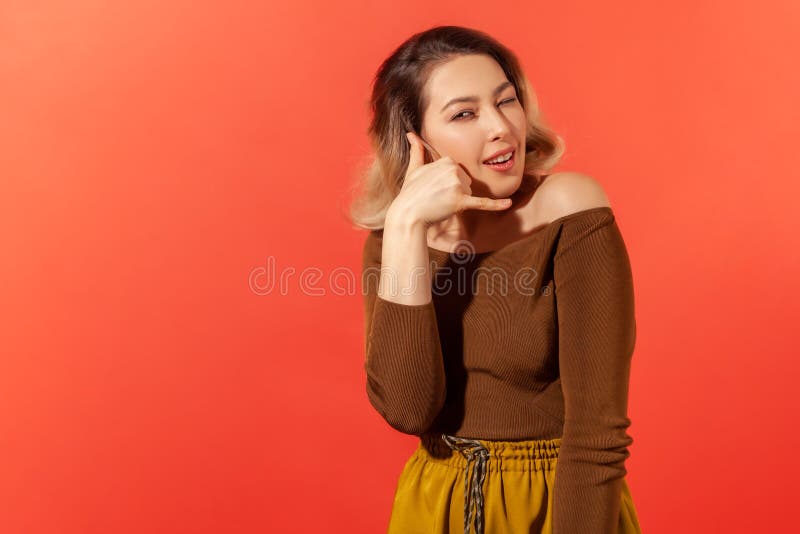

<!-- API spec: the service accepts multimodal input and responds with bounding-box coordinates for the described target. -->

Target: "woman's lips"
[483,150,515,171]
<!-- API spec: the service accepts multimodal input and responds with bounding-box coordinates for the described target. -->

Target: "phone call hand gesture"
[390,131,512,227]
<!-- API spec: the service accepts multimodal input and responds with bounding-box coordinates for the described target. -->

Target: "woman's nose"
[484,109,512,138]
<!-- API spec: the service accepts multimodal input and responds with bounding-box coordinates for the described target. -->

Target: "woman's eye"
[451,97,518,121]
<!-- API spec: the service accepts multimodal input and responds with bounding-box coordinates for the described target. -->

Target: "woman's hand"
[388,131,513,227]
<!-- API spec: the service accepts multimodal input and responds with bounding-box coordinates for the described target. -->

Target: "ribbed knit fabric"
[362,206,637,533]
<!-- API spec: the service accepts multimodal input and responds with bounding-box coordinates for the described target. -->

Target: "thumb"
[405,131,426,174]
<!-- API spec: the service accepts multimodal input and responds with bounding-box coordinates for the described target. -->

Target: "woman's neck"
[426,174,541,248]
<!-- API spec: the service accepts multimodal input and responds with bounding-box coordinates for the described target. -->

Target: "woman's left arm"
[551,209,637,534]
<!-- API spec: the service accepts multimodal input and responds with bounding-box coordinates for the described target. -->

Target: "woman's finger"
[459,195,513,212]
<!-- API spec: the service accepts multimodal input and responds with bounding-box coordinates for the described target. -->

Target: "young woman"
[349,25,643,534]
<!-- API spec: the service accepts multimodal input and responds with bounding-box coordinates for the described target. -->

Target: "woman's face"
[420,54,527,200]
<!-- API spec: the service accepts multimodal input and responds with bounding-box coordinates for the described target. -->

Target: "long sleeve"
[361,231,447,435]
[551,210,637,533]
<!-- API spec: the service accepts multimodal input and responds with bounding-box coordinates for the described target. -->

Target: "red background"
[2,1,798,532]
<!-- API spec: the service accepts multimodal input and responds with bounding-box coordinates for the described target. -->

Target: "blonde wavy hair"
[343,25,565,231]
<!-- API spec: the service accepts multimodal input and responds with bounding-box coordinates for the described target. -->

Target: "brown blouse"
[361,206,637,533]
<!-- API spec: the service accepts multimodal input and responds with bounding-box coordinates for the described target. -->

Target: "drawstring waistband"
[441,434,490,534]
[416,434,562,534]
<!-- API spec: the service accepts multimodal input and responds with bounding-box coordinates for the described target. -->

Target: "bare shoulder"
[531,171,612,222]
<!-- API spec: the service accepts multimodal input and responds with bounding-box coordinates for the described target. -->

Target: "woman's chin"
[478,175,525,199]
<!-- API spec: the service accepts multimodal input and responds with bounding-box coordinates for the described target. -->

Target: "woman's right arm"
[361,205,446,435]
[361,131,512,435]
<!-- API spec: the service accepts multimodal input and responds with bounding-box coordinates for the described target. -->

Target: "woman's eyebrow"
[439,81,514,113]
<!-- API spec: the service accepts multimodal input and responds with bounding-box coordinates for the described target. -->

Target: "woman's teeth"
[486,152,513,164]
[483,151,515,171]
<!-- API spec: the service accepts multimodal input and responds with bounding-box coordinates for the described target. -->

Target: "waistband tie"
[441,434,490,534]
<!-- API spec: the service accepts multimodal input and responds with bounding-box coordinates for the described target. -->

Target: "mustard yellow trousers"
[386,433,642,534]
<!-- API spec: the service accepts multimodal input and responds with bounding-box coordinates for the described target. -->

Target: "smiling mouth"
[483,150,515,170]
